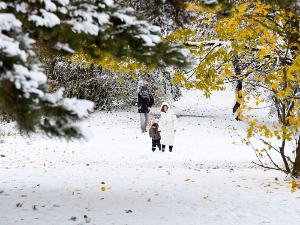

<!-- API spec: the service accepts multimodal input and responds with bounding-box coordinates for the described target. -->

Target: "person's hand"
[174,130,176,132]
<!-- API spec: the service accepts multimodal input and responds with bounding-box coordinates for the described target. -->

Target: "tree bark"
[292,135,300,177]
[232,57,243,121]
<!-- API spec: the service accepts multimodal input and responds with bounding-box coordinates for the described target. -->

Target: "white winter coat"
[158,102,178,146]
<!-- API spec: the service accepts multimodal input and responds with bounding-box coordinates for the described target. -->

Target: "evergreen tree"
[0,0,193,139]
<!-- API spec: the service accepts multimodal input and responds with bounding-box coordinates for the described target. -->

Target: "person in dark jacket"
[149,120,161,152]
[138,84,154,133]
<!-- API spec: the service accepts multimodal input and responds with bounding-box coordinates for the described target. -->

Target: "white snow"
[103,0,114,7]
[1,87,299,224]
[57,6,68,14]
[43,88,94,119]
[0,2,7,10]
[0,14,22,31]
[61,98,94,119]
[56,0,69,7]
[135,34,161,46]
[53,42,75,53]
[0,34,27,61]
[12,64,47,95]
[41,0,57,12]
[113,12,136,25]
[94,13,110,25]
[43,88,65,104]
[70,20,100,36]
[28,9,60,27]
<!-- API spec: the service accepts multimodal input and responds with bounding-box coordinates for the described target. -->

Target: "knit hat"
[151,120,157,126]
[143,84,149,88]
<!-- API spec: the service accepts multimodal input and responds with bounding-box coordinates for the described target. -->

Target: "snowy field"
[1,87,300,225]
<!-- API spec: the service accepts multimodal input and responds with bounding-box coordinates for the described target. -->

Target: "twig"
[251,161,283,171]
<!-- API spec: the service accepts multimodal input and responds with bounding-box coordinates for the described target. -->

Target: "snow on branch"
[53,42,75,53]
[28,9,60,27]
[0,14,21,31]
[43,88,94,119]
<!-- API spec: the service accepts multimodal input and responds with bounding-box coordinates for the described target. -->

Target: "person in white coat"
[158,102,178,152]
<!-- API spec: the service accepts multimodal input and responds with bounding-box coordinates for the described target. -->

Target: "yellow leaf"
[286,87,292,93]
[270,83,279,89]
[185,179,190,182]
[237,3,248,11]
[237,98,243,104]
[292,180,299,189]
[101,187,106,191]
[203,197,207,199]
[132,74,138,79]
[147,198,151,202]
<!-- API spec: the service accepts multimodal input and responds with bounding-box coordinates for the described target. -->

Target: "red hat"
[143,84,148,88]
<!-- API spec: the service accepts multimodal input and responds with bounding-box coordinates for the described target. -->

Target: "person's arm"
[157,125,161,133]
[138,93,142,106]
[149,94,154,108]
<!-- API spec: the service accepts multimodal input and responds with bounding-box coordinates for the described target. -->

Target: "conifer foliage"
[0,0,193,139]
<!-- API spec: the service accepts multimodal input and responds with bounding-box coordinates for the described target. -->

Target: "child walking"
[149,120,161,152]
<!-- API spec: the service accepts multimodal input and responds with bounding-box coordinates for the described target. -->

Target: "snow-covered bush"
[46,57,182,110]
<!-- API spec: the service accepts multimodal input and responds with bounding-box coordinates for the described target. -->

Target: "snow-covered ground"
[1,87,300,225]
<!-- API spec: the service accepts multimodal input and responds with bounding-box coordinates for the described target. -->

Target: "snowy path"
[1,88,300,225]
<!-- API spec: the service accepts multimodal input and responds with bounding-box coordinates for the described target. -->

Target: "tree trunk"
[233,80,243,119]
[292,135,300,177]
[280,140,290,174]
[281,62,290,174]
[232,57,243,121]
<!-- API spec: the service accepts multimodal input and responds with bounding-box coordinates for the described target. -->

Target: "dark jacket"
[149,125,161,140]
[138,88,154,113]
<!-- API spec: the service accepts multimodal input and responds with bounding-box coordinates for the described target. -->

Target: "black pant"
[162,145,173,151]
[152,139,161,151]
